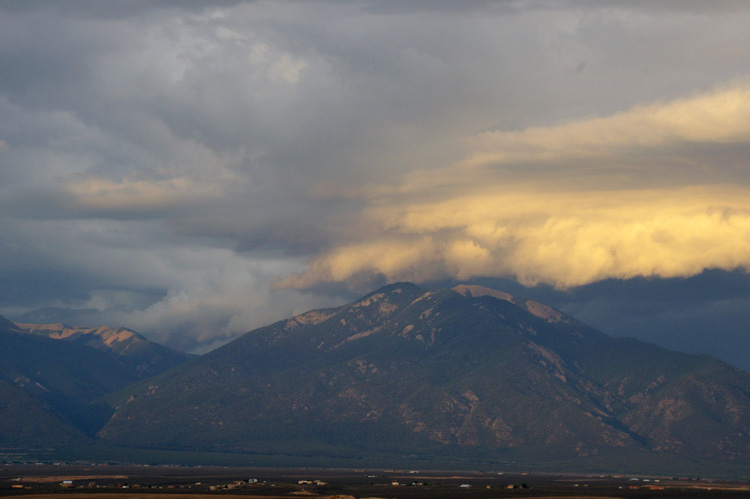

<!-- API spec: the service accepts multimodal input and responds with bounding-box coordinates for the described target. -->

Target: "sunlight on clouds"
[285,238,442,288]
[64,176,223,212]
[393,83,750,197]
[280,187,750,289]
[278,81,750,291]
[460,81,750,167]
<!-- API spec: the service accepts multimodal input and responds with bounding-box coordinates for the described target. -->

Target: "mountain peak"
[343,282,429,316]
[367,281,426,297]
[451,284,569,324]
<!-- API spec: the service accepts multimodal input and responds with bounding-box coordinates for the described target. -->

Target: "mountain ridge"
[94,282,750,471]
[0,315,193,442]
[10,320,193,377]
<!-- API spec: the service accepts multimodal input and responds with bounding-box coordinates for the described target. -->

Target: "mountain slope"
[97,283,750,469]
[0,316,192,438]
[0,378,88,449]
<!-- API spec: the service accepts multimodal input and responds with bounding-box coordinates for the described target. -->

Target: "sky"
[1,0,750,369]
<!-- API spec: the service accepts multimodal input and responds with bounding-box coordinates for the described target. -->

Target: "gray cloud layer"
[2,1,750,366]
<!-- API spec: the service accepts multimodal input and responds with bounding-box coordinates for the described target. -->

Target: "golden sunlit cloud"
[461,81,750,167]
[64,176,225,212]
[394,81,750,196]
[280,82,750,290]
[280,187,750,289]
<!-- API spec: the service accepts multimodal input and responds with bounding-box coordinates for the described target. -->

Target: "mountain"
[0,377,89,450]
[0,316,192,440]
[96,283,750,472]
[13,321,192,378]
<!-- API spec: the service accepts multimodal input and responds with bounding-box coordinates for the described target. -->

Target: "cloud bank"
[281,84,750,290]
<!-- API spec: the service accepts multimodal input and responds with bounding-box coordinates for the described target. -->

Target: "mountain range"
[1,283,749,475]
[0,316,190,448]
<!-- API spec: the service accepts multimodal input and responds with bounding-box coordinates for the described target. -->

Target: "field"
[1,465,750,498]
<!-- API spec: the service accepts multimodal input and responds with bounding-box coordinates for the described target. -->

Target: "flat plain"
[1,465,749,498]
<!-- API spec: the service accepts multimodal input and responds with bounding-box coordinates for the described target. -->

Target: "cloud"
[280,84,750,291]
[460,81,750,167]
[56,174,238,219]
[280,187,750,290]
[0,216,332,352]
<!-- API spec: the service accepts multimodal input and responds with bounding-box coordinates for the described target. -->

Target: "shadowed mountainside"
[0,316,192,440]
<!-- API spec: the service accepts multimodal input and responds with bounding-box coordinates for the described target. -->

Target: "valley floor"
[1,465,750,498]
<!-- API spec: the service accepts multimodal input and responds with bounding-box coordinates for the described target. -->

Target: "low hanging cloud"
[279,83,750,291]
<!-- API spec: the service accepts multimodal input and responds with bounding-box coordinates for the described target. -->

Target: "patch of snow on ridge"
[452,284,513,302]
[14,322,145,345]
[379,302,398,315]
[419,307,434,319]
[292,309,335,326]
[409,290,434,306]
[102,328,137,346]
[342,327,381,344]
[15,323,78,339]
[453,285,568,324]
[524,300,566,323]
[284,309,335,331]
[526,341,566,372]
[353,293,385,308]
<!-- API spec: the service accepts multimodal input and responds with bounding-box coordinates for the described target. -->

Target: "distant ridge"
[0,314,22,332]
[0,315,193,441]
[12,321,192,377]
